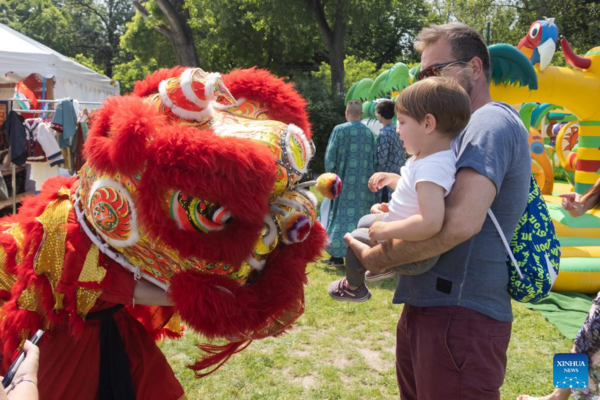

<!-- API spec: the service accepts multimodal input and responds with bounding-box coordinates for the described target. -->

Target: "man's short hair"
[415,23,491,82]
[376,100,395,120]
[395,77,471,138]
[346,100,363,118]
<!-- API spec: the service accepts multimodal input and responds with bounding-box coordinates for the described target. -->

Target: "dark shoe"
[328,278,371,302]
[365,269,397,282]
[324,257,344,266]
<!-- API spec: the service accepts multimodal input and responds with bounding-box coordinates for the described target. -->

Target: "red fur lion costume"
[0,67,334,399]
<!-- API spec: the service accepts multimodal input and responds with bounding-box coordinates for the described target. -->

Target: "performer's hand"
[14,340,40,385]
[0,380,7,400]
[134,280,174,306]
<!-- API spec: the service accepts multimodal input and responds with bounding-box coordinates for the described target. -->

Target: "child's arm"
[369,181,445,241]
[368,172,401,192]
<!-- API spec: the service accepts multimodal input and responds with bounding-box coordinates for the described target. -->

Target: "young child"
[328,77,472,302]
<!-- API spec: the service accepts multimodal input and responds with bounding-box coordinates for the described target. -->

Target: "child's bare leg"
[517,388,571,400]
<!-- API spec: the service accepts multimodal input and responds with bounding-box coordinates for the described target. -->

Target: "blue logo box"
[554,353,588,389]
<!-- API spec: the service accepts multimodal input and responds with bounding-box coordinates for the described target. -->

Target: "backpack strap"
[487,209,524,280]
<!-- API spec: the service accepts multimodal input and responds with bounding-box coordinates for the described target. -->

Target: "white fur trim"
[246,255,266,271]
[158,78,213,121]
[273,196,304,213]
[204,73,222,101]
[297,188,318,208]
[180,69,210,108]
[88,178,140,248]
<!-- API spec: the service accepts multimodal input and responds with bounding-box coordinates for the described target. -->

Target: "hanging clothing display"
[24,118,64,165]
[3,111,27,166]
[51,99,77,148]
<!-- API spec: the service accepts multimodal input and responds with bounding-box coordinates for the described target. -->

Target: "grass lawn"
[160,257,574,399]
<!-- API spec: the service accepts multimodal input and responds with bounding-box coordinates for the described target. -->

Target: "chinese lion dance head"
[0,67,340,375]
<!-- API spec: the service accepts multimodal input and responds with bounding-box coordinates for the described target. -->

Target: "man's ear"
[470,56,484,80]
[424,113,437,134]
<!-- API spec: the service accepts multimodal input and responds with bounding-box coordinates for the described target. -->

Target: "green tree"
[132,0,200,66]
[66,0,134,76]
[73,54,105,75]
[113,57,159,93]
[304,0,429,94]
[427,0,521,46]
[346,0,429,68]
[312,56,396,93]
[0,0,134,77]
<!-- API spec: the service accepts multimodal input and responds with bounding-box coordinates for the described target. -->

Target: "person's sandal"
[365,269,397,282]
[328,278,371,302]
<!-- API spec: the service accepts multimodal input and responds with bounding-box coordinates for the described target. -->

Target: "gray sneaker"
[328,278,371,302]
[365,269,397,282]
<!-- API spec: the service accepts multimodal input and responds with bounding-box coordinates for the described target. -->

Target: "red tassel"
[191,340,253,378]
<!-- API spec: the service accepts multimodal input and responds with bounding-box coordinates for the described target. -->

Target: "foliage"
[120,12,176,68]
[312,56,395,95]
[73,54,105,75]
[0,0,133,77]
[294,77,346,175]
[112,57,159,93]
[346,0,430,68]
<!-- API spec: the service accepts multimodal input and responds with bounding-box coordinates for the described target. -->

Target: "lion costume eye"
[169,190,232,233]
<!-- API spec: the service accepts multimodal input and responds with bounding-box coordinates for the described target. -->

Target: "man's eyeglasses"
[416,58,472,81]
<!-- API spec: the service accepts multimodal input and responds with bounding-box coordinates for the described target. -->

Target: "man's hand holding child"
[368,221,387,243]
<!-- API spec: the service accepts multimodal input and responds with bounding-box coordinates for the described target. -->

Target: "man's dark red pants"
[396,304,512,399]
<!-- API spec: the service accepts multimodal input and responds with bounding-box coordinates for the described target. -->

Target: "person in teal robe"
[323,100,378,264]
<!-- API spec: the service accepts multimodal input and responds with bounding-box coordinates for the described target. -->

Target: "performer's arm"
[133,279,174,306]
[345,168,496,273]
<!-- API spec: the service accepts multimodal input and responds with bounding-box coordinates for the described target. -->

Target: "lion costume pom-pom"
[316,173,343,199]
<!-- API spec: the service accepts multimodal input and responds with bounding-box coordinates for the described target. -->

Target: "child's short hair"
[395,77,471,137]
[376,100,395,120]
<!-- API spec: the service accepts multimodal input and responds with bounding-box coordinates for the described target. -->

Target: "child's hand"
[368,221,387,241]
[370,203,389,214]
[368,173,389,192]
[560,192,585,217]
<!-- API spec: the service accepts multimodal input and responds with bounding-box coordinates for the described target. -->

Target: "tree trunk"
[134,0,200,67]
[306,0,346,95]
[155,0,200,67]
[329,34,345,95]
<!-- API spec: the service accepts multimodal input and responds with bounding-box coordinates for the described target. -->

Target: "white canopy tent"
[0,23,119,103]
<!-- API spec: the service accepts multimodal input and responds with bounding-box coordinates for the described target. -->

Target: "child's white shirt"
[387,150,457,222]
